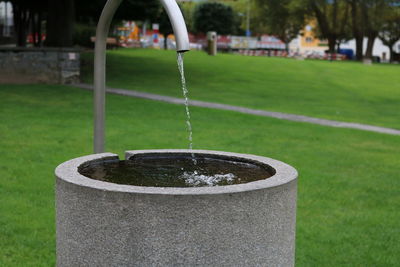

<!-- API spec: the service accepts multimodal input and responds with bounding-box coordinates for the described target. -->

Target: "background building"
[290,20,400,61]
[0,1,13,38]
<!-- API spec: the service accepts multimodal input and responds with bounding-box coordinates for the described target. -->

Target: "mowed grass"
[81,49,400,129]
[1,84,399,266]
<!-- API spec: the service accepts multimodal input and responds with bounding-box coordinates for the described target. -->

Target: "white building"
[0,1,13,37]
[289,22,400,61]
[340,38,400,61]
[290,35,400,61]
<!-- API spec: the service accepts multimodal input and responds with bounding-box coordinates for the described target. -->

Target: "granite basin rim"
[55,149,298,195]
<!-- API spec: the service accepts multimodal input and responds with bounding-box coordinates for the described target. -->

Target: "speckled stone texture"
[56,150,298,266]
[0,47,80,84]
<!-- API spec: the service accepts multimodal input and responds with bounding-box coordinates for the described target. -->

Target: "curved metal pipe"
[93,0,123,153]
[93,0,190,153]
[160,0,190,52]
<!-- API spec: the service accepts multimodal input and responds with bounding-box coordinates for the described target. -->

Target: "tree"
[46,0,75,47]
[75,0,160,24]
[10,0,162,48]
[114,0,160,22]
[378,7,400,62]
[254,0,306,51]
[361,0,391,59]
[10,0,46,47]
[47,0,161,48]
[157,9,173,50]
[10,0,30,47]
[304,0,351,54]
[193,2,238,34]
[73,0,160,48]
[347,0,364,60]
[215,0,256,35]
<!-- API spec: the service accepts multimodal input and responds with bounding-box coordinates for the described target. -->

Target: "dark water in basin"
[78,155,274,187]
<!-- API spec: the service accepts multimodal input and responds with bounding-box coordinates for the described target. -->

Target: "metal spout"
[160,0,190,52]
[93,0,190,153]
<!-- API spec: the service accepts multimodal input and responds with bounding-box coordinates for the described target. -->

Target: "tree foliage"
[73,0,160,47]
[10,0,47,47]
[300,0,351,53]
[254,0,307,50]
[115,0,160,22]
[46,0,75,47]
[360,0,393,59]
[157,9,173,50]
[193,2,238,34]
[10,0,161,47]
[74,0,160,24]
[179,1,196,33]
[378,5,400,61]
[347,0,365,60]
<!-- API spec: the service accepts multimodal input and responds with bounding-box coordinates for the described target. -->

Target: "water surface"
[79,155,274,187]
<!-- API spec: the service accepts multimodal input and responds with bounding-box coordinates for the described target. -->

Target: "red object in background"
[27,33,46,44]
[153,34,159,44]
[153,24,159,44]
[217,35,231,49]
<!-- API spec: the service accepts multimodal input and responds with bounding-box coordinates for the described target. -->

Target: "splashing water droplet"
[180,171,236,186]
[177,52,196,165]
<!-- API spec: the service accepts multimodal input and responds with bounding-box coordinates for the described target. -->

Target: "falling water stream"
[175,52,245,185]
[177,52,197,165]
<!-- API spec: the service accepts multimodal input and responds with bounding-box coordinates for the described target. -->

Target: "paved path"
[75,83,400,136]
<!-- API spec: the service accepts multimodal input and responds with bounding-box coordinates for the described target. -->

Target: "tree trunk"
[13,5,21,45]
[13,4,29,47]
[20,10,29,47]
[389,46,394,63]
[32,12,43,47]
[350,0,363,60]
[37,12,42,47]
[164,34,168,50]
[31,13,37,46]
[354,35,363,60]
[328,36,336,54]
[46,0,75,47]
[365,32,376,59]
[380,38,397,63]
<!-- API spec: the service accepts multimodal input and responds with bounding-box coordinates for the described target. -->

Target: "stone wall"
[0,47,80,84]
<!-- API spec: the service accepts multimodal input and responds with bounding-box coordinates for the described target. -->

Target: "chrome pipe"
[160,0,190,52]
[94,0,123,153]
[93,0,190,153]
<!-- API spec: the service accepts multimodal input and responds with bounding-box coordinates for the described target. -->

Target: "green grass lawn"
[82,49,400,129]
[1,84,399,266]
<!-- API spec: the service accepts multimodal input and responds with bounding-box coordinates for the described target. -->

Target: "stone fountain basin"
[55,149,298,266]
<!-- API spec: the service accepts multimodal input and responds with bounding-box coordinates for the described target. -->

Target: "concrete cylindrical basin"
[55,149,298,266]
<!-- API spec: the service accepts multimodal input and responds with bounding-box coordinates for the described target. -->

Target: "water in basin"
[78,154,274,187]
